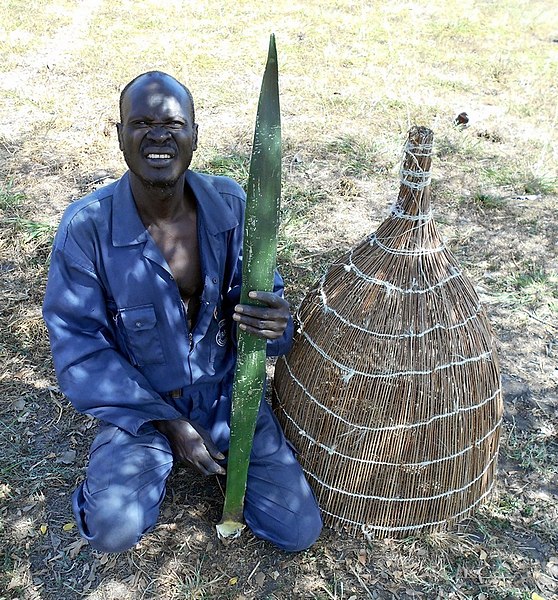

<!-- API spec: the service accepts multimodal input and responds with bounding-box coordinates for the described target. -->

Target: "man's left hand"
[233,291,290,340]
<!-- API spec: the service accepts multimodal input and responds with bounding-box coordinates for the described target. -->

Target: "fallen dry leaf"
[65,538,88,559]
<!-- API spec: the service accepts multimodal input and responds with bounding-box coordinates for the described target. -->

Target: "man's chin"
[136,173,181,189]
[146,178,178,189]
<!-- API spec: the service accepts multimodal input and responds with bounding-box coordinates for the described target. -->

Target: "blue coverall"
[42,170,322,553]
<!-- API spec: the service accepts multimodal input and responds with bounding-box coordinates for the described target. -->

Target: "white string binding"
[278,357,502,433]
[369,234,446,256]
[402,141,433,158]
[397,139,433,192]
[390,203,433,222]
[400,169,432,191]
[277,402,502,467]
[342,251,461,294]
[300,329,493,380]
[315,298,482,339]
[316,479,495,533]
[303,451,497,502]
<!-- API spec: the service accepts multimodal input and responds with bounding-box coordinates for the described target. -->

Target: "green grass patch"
[0,182,25,212]
[482,165,519,188]
[436,131,484,161]
[198,151,250,185]
[522,173,557,195]
[326,135,386,177]
[5,217,55,245]
[486,266,558,314]
[495,493,523,515]
[504,428,558,476]
[482,164,557,195]
[470,191,507,209]
[278,206,339,303]
[510,268,558,311]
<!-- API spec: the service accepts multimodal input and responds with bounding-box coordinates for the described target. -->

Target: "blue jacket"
[42,170,293,436]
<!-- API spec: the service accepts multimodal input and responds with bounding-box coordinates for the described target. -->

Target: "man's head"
[117,71,198,189]
[119,71,196,124]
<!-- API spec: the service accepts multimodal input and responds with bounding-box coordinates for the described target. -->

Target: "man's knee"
[277,503,323,552]
[72,425,173,552]
[244,476,323,552]
[73,483,154,553]
[86,512,142,554]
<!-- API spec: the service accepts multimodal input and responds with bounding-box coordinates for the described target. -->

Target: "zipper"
[177,296,195,383]
[179,299,194,350]
[186,323,194,384]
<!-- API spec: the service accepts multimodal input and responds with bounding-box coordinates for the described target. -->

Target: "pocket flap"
[120,305,157,331]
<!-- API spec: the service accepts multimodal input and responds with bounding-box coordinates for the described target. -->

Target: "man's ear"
[192,123,199,152]
[116,123,124,151]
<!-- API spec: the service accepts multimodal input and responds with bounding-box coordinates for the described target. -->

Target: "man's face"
[117,76,198,189]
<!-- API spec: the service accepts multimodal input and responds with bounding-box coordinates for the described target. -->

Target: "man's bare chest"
[148,222,203,301]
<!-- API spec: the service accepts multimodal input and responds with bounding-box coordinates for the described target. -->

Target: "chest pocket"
[119,305,165,365]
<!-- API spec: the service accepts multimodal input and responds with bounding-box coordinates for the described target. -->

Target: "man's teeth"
[147,153,172,159]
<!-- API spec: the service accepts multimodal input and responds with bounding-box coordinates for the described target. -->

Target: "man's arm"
[43,246,183,436]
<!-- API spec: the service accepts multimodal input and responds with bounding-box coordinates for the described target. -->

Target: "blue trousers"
[72,382,322,553]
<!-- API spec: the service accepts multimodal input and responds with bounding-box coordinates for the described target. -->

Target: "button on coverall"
[42,170,322,553]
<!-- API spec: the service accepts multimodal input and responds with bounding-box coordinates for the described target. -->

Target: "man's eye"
[167,121,185,130]
[133,121,148,128]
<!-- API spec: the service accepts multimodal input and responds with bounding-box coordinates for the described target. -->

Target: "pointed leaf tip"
[268,33,277,61]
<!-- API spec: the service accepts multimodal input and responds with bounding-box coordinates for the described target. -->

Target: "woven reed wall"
[273,126,503,538]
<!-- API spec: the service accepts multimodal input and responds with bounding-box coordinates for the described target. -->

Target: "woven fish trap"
[273,126,503,538]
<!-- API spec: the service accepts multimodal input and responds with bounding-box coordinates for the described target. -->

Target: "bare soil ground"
[1,1,557,599]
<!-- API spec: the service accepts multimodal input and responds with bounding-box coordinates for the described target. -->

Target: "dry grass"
[1,1,557,599]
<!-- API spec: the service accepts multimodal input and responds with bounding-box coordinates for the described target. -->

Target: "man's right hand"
[153,418,226,476]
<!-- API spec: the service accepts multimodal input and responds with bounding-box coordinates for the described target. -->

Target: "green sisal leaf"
[216,34,281,541]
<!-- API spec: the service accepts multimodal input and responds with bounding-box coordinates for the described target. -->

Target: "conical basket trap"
[274,126,503,538]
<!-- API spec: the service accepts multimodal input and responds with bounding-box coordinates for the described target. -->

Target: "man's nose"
[147,125,171,141]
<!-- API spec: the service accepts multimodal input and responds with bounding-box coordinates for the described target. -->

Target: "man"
[42,71,322,553]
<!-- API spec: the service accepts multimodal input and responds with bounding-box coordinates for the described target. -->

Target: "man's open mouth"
[146,153,173,160]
